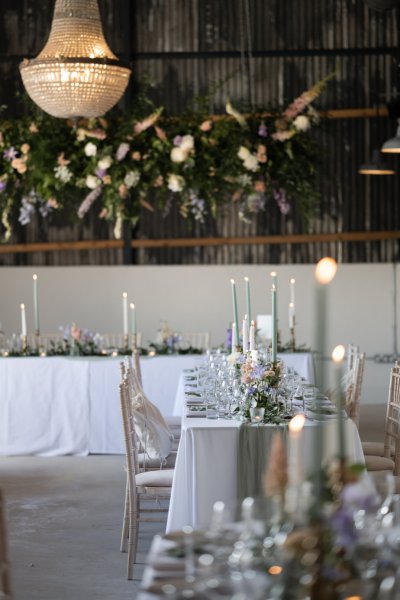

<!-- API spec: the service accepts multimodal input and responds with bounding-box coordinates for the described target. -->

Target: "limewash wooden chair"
[364,362,400,475]
[0,489,13,600]
[119,376,174,580]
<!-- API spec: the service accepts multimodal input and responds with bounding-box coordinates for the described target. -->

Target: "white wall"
[0,264,397,404]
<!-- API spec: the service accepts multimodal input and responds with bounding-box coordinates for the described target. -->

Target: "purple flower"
[226,328,233,349]
[189,191,206,222]
[95,168,106,179]
[0,180,6,193]
[173,135,183,146]
[273,188,291,215]
[3,147,18,161]
[38,198,54,218]
[18,196,35,225]
[258,122,268,137]
[78,185,103,218]
[116,142,130,161]
[330,508,358,549]
[253,364,265,378]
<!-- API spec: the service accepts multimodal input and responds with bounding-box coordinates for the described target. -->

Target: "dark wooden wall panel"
[0,0,399,265]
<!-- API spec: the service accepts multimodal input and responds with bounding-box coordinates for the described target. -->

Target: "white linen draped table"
[0,354,200,456]
[166,417,365,533]
[173,352,316,416]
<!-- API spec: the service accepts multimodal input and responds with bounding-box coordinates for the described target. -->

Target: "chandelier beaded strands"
[19,0,131,119]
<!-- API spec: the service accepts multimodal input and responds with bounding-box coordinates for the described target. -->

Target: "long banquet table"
[0,351,315,457]
[0,354,200,456]
[166,383,364,533]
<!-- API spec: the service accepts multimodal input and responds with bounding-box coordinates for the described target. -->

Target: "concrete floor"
[0,455,165,600]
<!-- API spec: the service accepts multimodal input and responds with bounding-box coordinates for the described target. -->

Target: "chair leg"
[126,492,138,580]
[120,477,129,553]
[134,496,140,557]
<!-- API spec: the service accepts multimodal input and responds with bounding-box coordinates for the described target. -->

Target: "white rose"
[124,170,140,189]
[170,147,187,163]
[97,155,112,170]
[168,174,184,192]
[84,142,97,157]
[86,174,100,189]
[238,146,250,160]
[243,154,259,172]
[293,115,311,132]
[180,135,194,152]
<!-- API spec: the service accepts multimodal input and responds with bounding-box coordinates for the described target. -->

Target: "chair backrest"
[0,489,13,600]
[119,378,139,499]
[103,333,142,349]
[384,362,400,474]
[345,351,366,428]
[124,361,174,463]
[180,332,210,351]
[346,343,359,372]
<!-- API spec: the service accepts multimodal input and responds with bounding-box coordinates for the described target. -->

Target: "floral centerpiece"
[226,351,285,422]
[261,431,386,599]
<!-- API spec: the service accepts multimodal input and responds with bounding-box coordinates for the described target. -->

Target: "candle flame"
[244,276,249,282]
[270,271,277,277]
[289,302,294,308]
[332,344,346,363]
[268,565,283,576]
[289,413,306,433]
[130,303,135,309]
[290,278,295,284]
[122,292,127,298]
[33,274,38,280]
[230,278,235,284]
[20,303,25,309]
[315,257,337,285]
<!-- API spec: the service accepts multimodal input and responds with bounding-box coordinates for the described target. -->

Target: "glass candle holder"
[250,407,265,423]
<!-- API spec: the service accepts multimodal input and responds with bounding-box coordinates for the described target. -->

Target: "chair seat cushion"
[362,441,385,456]
[138,452,176,469]
[365,455,394,472]
[136,469,174,487]
[165,416,181,428]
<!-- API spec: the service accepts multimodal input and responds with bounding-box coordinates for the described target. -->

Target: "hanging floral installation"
[0,76,331,241]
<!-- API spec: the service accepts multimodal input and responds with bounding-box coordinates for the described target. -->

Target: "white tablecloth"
[0,354,200,456]
[166,415,364,533]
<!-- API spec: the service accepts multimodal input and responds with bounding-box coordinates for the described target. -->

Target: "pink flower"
[70,325,81,341]
[272,130,295,142]
[254,180,266,193]
[200,120,212,132]
[133,108,163,134]
[155,126,167,142]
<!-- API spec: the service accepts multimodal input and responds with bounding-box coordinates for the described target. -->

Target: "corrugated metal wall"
[0,0,399,265]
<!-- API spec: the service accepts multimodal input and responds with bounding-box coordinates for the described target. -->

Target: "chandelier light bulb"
[19,0,131,119]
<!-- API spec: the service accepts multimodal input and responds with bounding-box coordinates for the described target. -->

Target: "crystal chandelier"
[19,0,131,119]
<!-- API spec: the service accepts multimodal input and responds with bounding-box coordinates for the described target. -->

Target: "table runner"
[237,423,288,502]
